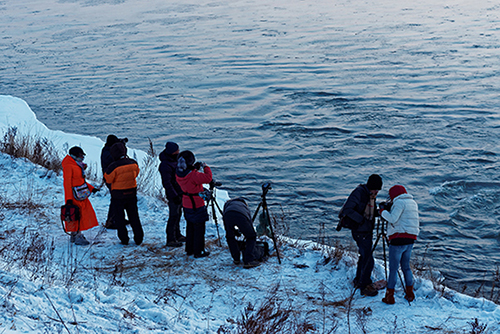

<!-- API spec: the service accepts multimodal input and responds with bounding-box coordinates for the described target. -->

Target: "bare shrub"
[320,240,347,267]
[0,126,62,174]
[219,284,315,334]
[84,160,103,184]
[0,228,55,282]
[271,205,289,237]
[354,307,372,334]
[136,138,161,197]
[468,318,487,334]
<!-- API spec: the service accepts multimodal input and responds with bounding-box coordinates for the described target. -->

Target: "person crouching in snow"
[223,198,260,269]
[175,150,212,258]
[62,146,99,245]
[104,142,144,246]
[380,185,420,304]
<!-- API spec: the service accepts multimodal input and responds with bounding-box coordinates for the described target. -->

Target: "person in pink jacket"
[175,150,213,258]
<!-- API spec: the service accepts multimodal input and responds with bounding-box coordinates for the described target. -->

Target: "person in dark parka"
[339,174,383,297]
[223,198,260,269]
[100,135,123,229]
[159,142,185,247]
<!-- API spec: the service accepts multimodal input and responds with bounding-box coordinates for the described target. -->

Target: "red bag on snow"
[60,203,81,233]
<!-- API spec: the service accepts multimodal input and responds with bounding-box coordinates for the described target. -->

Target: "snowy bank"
[0,95,498,333]
[0,95,147,179]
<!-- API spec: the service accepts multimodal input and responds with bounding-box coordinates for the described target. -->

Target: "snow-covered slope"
[0,95,498,333]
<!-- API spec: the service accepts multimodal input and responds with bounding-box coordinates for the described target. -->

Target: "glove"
[194,162,207,170]
[66,199,73,205]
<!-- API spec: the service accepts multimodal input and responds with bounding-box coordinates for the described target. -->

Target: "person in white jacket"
[379,185,419,304]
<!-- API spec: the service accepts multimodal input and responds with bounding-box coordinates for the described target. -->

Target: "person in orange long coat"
[62,146,99,245]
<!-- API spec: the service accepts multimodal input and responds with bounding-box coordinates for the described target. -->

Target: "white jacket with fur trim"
[381,193,419,238]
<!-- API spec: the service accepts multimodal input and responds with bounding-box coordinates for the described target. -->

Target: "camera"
[209,180,222,190]
[119,137,128,144]
[379,200,392,211]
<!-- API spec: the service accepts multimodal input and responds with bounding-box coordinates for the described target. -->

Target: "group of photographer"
[339,174,420,304]
[62,136,262,267]
[159,142,262,267]
[62,136,421,297]
[62,135,143,246]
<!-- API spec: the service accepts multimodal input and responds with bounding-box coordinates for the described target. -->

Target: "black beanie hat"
[69,146,85,157]
[106,135,119,147]
[165,142,179,155]
[366,174,383,190]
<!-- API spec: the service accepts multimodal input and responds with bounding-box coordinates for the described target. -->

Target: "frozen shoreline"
[0,95,498,333]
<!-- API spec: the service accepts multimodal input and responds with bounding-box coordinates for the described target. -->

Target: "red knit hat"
[389,185,407,200]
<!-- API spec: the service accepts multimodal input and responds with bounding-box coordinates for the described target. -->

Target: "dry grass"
[0,126,62,174]
[0,228,56,283]
[218,284,315,334]
[136,138,162,198]
[468,319,487,334]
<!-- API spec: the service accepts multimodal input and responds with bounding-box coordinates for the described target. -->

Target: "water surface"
[2,0,500,294]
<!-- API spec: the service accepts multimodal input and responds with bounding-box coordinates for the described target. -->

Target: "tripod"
[251,183,281,264]
[372,216,389,280]
[206,180,223,246]
[372,216,407,296]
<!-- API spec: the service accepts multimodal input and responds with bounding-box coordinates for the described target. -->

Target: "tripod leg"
[264,202,281,264]
[252,202,262,222]
[210,199,222,246]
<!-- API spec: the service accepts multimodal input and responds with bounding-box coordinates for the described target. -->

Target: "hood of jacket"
[393,193,413,201]
[159,149,177,163]
[110,142,127,161]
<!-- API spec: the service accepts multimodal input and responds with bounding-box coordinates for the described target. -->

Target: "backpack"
[237,240,269,262]
[336,202,358,231]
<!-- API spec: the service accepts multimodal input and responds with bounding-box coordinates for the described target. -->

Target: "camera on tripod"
[262,182,271,195]
[379,200,392,212]
[210,180,222,190]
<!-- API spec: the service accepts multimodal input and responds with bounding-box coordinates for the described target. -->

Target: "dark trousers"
[105,182,116,224]
[223,211,257,264]
[183,207,208,256]
[112,195,144,245]
[166,200,182,243]
[352,232,374,289]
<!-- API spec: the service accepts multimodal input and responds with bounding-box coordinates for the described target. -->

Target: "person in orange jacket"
[175,150,212,258]
[62,146,99,245]
[104,142,144,245]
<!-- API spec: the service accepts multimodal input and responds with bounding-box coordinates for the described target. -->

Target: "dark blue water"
[2,0,500,295]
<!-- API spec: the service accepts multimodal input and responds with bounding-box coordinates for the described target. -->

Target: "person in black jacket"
[159,142,185,247]
[223,198,260,269]
[101,135,121,229]
[339,174,383,297]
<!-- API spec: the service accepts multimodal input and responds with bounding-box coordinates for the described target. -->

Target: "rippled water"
[2,0,500,294]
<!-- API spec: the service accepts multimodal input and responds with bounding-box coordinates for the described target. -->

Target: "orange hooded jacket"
[62,155,99,232]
